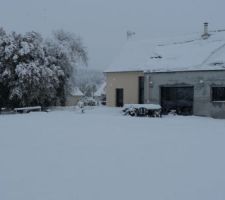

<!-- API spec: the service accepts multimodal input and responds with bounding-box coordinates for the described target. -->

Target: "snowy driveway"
[0,107,225,200]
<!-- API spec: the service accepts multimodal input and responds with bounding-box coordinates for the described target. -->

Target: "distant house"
[105,23,225,118]
[94,82,106,104]
[66,87,84,106]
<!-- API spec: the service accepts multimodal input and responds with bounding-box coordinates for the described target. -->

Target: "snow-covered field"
[0,107,225,200]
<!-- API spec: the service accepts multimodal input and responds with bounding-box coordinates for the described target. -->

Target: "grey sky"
[0,0,225,70]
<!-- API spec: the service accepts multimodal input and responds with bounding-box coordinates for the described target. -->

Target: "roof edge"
[144,68,225,74]
[104,70,143,73]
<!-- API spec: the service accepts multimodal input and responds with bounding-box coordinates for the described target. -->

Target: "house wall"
[145,70,225,118]
[106,71,144,106]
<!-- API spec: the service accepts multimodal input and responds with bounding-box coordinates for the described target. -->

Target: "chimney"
[201,22,210,39]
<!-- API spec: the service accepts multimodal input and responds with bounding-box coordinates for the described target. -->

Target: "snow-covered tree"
[44,30,88,104]
[0,28,88,108]
[0,28,17,107]
[75,68,104,96]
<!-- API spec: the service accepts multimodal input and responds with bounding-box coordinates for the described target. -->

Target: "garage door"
[161,86,194,115]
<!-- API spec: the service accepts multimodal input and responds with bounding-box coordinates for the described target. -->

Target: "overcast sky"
[0,0,225,70]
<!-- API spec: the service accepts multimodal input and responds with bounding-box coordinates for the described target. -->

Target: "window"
[212,87,225,101]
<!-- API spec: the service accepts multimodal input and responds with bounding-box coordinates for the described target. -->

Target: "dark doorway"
[116,88,124,107]
[138,77,144,104]
[161,86,194,115]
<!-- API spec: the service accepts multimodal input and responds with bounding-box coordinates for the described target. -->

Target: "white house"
[66,87,84,106]
[105,23,225,118]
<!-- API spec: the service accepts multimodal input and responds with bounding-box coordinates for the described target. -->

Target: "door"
[116,88,124,107]
[138,77,144,104]
[161,86,194,115]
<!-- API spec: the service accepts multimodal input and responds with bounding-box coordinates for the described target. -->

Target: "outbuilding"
[66,87,84,106]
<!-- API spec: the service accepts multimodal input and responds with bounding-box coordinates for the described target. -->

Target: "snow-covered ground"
[0,107,225,200]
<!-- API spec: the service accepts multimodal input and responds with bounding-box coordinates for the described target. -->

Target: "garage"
[161,86,194,115]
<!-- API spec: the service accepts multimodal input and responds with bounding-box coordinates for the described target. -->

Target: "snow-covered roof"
[105,30,225,73]
[94,82,106,97]
[70,87,84,96]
